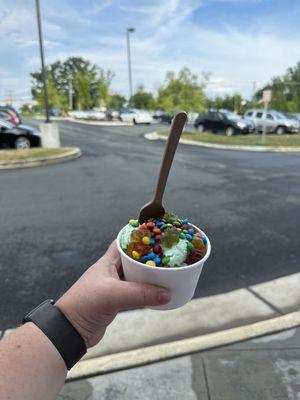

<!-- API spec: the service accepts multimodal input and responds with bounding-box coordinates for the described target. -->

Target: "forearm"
[0,323,67,400]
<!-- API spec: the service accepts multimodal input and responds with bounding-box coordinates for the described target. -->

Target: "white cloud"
[0,0,299,104]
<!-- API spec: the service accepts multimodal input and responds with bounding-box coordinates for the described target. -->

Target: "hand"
[56,241,171,348]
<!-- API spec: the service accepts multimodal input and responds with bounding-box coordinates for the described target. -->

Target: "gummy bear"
[161,227,180,248]
[131,228,151,243]
[192,236,206,252]
[186,249,203,265]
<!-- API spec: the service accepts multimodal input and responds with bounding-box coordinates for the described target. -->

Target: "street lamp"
[126,27,135,101]
[35,0,50,123]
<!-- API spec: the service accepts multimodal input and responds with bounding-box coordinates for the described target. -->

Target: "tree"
[129,84,156,109]
[207,94,246,114]
[108,94,126,110]
[255,61,300,112]
[157,67,207,113]
[31,57,114,111]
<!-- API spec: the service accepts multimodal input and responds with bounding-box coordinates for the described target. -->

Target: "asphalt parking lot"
[0,119,299,329]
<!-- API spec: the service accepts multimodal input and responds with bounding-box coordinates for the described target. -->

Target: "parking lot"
[0,118,299,329]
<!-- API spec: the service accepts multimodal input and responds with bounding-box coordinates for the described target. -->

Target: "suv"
[244,109,299,134]
[194,110,254,136]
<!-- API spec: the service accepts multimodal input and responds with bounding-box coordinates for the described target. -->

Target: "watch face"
[23,299,54,323]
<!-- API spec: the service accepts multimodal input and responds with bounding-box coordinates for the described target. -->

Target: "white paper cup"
[116,224,211,310]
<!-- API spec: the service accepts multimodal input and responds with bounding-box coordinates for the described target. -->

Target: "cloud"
[0,0,299,104]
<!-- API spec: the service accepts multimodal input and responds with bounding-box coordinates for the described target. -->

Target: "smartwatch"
[23,299,87,370]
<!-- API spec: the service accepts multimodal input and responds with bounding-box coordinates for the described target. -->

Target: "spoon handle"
[153,112,187,204]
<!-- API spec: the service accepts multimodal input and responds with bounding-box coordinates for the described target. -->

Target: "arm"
[0,241,171,400]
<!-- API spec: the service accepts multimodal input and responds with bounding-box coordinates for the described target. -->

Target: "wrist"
[55,297,92,348]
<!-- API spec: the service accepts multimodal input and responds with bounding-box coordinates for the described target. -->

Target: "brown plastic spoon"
[138,111,187,223]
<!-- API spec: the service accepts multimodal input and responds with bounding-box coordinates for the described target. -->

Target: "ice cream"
[120,213,207,268]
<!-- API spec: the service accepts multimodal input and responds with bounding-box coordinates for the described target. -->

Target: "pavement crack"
[201,358,212,400]
[246,286,284,315]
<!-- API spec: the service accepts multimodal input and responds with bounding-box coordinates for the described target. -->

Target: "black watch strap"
[23,299,87,370]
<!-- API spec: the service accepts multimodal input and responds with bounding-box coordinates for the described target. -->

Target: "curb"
[0,147,82,170]
[67,311,300,381]
[145,132,300,152]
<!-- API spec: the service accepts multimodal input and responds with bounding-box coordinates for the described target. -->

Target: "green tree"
[207,94,246,113]
[108,94,126,110]
[31,57,114,111]
[157,67,207,113]
[129,85,156,109]
[255,61,300,112]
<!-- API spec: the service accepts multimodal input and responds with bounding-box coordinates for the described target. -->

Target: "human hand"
[56,241,171,348]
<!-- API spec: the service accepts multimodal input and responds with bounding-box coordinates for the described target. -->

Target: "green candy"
[129,219,139,227]
[183,230,188,234]
[167,217,176,224]
[179,232,186,239]
[162,256,170,264]
[161,224,169,230]
[187,242,194,251]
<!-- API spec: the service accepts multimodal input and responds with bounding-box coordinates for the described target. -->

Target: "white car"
[119,109,153,124]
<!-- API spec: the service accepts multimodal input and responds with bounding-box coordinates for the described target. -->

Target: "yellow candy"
[132,251,140,260]
[146,260,156,266]
[142,236,150,245]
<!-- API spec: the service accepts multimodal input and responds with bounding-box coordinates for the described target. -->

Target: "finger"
[113,280,171,310]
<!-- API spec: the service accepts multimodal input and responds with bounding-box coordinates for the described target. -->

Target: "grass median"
[160,131,300,147]
[0,147,74,161]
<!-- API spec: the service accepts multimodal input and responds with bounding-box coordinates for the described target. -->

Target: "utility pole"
[126,27,135,101]
[68,76,73,110]
[252,81,257,102]
[35,0,50,123]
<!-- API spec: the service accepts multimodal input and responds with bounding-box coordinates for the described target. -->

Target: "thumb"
[114,280,171,310]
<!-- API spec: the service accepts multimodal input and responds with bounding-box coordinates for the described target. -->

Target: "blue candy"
[150,238,155,245]
[141,255,150,263]
[156,221,164,228]
[182,219,189,225]
[202,236,207,245]
[185,234,193,241]
[188,228,195,235]
[147,252,156,259]
[153,257,161,265]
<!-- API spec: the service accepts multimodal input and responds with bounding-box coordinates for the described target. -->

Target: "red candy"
[153,227,161,234]
[154,234,162,241]
[186,249,203,265]
[146,222,155,229]
[172,221,181,228]
[153,244,162,254]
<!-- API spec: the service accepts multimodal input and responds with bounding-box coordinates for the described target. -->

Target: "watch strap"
[23,299,86,370]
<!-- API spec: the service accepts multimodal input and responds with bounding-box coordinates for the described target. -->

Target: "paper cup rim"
[116,223,211,272]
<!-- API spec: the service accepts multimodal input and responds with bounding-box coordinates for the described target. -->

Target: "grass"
[0,147,73,161]
[160,131,300,147]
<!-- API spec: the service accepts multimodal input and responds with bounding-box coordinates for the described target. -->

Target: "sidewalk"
[59,327,300,400]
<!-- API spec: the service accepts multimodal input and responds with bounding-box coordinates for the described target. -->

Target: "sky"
[1,0,300,106]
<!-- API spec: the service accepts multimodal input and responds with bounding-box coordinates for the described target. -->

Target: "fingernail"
[158,290,171,304]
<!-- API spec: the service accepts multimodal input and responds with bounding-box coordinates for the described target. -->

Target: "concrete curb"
[0,147,81,170]
[145,132,300,153]
[67,311,300,381]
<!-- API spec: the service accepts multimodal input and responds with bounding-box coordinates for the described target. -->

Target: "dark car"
[194,110,254,136]
[0,107,21,125]
[0,119,41,149]
[153,114,174,124]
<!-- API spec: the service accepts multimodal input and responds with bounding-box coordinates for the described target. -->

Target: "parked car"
[119,109,153,124]
[0,107,20,125]
[194,110,255,136]
[153,114,174,124]
[0,119,41,149]
[106,109,120,120]
[284,112,300,123]
[244,109,299,134]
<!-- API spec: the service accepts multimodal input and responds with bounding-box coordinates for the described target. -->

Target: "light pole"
[126,27,135,101]
[35,0,50,122]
